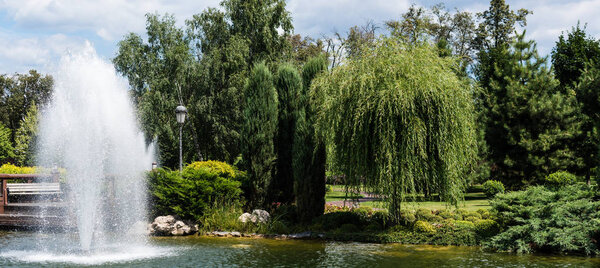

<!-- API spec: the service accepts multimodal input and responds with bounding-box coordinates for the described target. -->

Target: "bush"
[148,161,244,220]
[544,171,576,188]
[325,184,333,193]
[453,220,475,230]
[336,223,361,233]
[313,211,364,231]
[438,211,453,219]
[365,222,383,232]
[474,219,500,238]
[482,180,505,198]
[415,208,434,221]
[413,221,436,234]
[371,210,390,228]
[400,210,416,226]
[486,185,600,255]
[476,208,491,219]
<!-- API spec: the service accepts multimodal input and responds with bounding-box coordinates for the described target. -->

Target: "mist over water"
[36,43,154,251]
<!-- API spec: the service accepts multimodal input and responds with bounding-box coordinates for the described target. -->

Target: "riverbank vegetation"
[1,0,600,257]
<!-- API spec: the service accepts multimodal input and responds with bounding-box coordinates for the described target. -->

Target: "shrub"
[365,222,383,232]
[413,221,436,234]
[482,180,505,198]
[438,211,453,219]
[352,206,373,219]
[400,210,416,226]
[415,208,434,221]
[371,210,390,228]
[336,223,360,233]
[325,185,333,193]
[148,161,243,220]
[476,208,491,219]
[474,219,500,238]
[313,211,364,231]
[268,220,291,234]
[486,185,600,255]
[453,220,475,230]
[544,171,576,188]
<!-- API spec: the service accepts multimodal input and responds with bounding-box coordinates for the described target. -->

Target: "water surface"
[0,231,598,267]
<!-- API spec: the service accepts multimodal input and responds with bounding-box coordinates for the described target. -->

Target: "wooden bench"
[7,183,61,196]
[0,173,60,214]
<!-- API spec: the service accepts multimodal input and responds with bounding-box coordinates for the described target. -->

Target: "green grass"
[325,185,490,211]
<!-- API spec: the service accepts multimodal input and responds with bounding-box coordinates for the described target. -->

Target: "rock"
[149,215,197,236]
[238,213,252,223]
[230,231,241,237]
[214,231,230,237]
[251,209,270,224]
[288,231,312,239]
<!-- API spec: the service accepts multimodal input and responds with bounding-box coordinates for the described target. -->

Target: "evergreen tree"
[485,32,582,187]
[552,23,600,88]
[271,64,301,204]
[293,55,327,222]
[574,66,600,182]
[14,102,39,166]
[312,38,477,222]
[241,62,279,208]
[0,123,14,164]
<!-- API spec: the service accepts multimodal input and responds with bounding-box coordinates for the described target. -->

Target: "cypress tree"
[271,64,302,204]
[312,38,477,222]
[241,62,279,208]
[293,55,327,222]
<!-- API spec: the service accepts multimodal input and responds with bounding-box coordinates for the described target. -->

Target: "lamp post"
[175,105,187,172]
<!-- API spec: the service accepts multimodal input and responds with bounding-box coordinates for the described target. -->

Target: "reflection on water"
[1,231,599,267]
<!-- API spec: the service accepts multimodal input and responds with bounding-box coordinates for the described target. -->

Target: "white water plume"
[36,43,154,251]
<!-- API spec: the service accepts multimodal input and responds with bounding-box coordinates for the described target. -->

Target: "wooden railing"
[0,173,60,214]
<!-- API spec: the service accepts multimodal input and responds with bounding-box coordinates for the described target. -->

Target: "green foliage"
[400,210,417,225]
[371,210,390,228]
[293,55,328,222]
[0,70,53,138]
[148,161,243,220]
[312,211,365,231]
[241,62,278,208]
[482,32,582,187]
[13,102,39,166]
[487,185,600,255]
[313,37,477,221]
[574,66,600,182]
[0,123,14,163]
[544,171,577,188]
[336,223,360,234]
[414,220,436,234]
[474,219,500,238]
[552,23,600,88]
[482,180,505,198]
[272,64,302,204]
[415,208,435,221]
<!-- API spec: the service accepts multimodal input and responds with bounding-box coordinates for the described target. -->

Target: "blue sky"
[0,0,598,74]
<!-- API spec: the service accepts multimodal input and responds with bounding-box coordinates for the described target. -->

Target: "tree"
[0,123,14,164]
[485,32,582,187]
[13,102,39,166]
[312,38,477,221]
[0,70,53,138]
[574,66,600,182]
[241,62,278,208]
[271,64,301,204]
[293,55,327,222]
[552,23,600,88]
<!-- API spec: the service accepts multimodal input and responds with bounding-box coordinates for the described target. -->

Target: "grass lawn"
[326,185,490,211]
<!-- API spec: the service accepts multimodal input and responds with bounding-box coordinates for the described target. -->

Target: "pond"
[0,231,598,267]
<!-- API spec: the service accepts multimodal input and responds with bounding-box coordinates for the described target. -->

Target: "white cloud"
[0,0,220,41]
[0,31,87,73]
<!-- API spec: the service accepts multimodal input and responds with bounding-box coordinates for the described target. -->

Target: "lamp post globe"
[175,105,187,172]
[175,105,187,124]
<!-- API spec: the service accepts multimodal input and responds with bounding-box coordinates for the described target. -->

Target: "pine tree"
[241,62,279,208]
[293,55,327,222]
[271,64,301,204]
[574,66,600,182]
[486,32,582,187]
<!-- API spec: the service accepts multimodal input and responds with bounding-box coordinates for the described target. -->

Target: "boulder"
[149,215,197,236]
[251,209,270,224]
[238,213,252,223]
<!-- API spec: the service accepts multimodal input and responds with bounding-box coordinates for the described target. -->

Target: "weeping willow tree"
[312,37,477,221]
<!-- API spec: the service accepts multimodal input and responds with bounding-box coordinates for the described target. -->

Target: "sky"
[0,0,599,74]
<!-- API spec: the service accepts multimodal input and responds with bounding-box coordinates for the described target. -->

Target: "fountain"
[34,43,153,250]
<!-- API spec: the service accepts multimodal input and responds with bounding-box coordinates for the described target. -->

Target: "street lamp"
[175,105,187,172]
